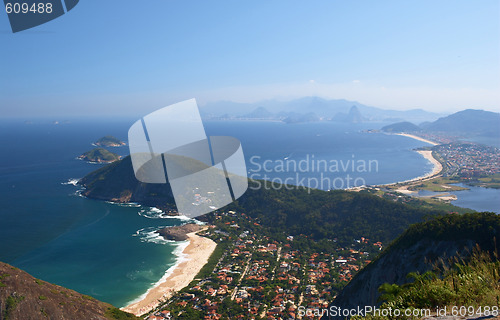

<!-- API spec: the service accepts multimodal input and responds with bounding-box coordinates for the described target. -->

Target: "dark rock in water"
[157,223,202,241]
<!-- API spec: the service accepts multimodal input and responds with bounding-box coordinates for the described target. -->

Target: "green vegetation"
[80,156,176,208]
[407,177,467,192]
[355,249,499,319]
[226,180,446,247]
[105,307,140,319]
[331,212,500,312]
[381,121,421,133]
[387,212,499,253]
[40,307,48,317]
[79,148,121,163]
[473,173,500,189]
[39,295,47,300]
[3,294,25,320]
[406,196,472,214]
[95,135,125,147]
[0,273,9,287]
[194,241,229,280]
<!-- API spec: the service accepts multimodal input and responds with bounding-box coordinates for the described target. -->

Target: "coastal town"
[377,133,500,199]
[431,143,500,181]
[141,133,500,320]
[145,210,381,320]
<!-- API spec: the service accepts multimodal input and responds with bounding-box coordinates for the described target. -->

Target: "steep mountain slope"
[422,109,500,137]
[326,212,500,318]
[332,105,366,123]
[79,156,175,208]
[0,262,138,320]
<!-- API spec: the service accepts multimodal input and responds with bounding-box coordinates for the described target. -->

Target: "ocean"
[0,118,498,307]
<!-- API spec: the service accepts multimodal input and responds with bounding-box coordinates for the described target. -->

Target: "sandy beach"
[122,228,217,316]
[379,149,443,189]
[395,133,438,146]
[415,150,443,179]
[376,134,442,188]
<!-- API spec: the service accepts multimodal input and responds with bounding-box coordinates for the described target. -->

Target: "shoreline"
[121,228,217,316]
[394,133,438,146]
[376,134,442,188]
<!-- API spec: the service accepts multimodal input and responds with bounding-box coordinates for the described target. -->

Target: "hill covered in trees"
[78,148,121,164]
[80,157,450,247]
[327,212,500,319]
[381,121,421,133]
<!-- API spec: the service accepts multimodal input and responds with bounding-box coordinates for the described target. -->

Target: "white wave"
[73,189,85,198]
[104,201,141,208]
[137,207,199,223]
[123,238,190,307]
[133,227,175,245]
[61,178,80,186]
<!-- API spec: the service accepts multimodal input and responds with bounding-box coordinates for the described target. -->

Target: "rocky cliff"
[0,262,138,320]
[325,212,500,319]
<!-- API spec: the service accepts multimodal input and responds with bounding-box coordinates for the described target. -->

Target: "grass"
[414,198,474,214]
[407,177,468,192]
[105,307,140,319]
[193,241,229,281]
[3,295,25,320]
[39,295,48,300]
[354,248,500,319]
[0,273,10,287]
[471,174,500,189]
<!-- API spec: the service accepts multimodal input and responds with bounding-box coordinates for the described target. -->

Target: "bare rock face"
[0,262,139,320]
[156,223,202,241]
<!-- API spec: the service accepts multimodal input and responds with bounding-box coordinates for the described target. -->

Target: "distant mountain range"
[421,109,500,137]
[381,109,500,139]
[200,97,445,123]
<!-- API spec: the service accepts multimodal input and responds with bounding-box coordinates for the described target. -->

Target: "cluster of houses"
[434,143,500,178]
[153,211,380,319]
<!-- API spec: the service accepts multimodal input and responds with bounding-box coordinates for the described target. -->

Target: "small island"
[94,135,126,147]
[78,148,121,164]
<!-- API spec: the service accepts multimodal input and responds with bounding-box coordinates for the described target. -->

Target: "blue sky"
[1,1,499,117]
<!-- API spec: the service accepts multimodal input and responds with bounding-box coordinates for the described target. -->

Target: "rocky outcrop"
[329,239,475,313]
[325,212,500,319]
[0,262,139,320]
[156,223,202,241]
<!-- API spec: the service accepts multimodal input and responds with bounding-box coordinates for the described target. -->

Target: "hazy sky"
[1,1,499,117]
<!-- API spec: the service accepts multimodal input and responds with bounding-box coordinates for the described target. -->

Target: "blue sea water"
[0,118,498,307]
[451,184,500,213]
